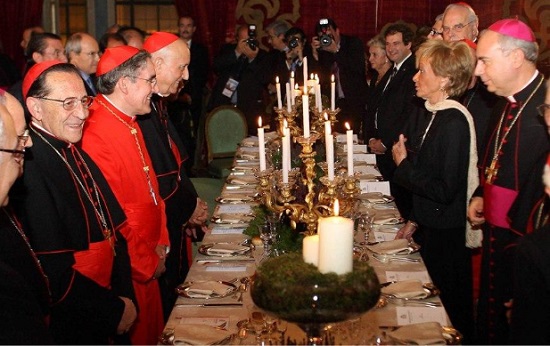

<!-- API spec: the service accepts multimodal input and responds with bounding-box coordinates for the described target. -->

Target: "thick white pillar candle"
[290,71,295,104]
[285,82,292,112]
[331,74,336,111]
[324,115,334,180]
[258,117,266,171]
[317,201,354,275]
[345,122,353,176]
[276,76,282,109]
[302,95,310,138]
[302,234,319,266]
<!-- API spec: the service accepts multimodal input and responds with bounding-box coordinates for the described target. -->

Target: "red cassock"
[81,94,169,345]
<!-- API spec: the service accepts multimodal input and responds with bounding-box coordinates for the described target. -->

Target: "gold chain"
[96,99,158,205]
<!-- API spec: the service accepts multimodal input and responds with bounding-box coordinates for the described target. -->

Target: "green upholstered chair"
[205,105,248,178]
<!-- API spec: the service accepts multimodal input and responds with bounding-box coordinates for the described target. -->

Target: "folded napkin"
[387,322,446,345]
[237,152,259,160]
[214,214,253,224]
[207,243,250,255]
[174,324,231,345]
[381,280,429,299]
[185,281,234,298]
[227,176,257,185]
[373,215,403,225]
[240,137,258,147]
[217,195,254,203]
[360,192,387,204]
[368,239,410,255]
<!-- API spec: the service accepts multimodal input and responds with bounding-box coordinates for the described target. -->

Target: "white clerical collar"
[187,39,192,48]
[394,52,412,71]
[506,70,539,103]
[31,121,73,147]
[102,95,136,120]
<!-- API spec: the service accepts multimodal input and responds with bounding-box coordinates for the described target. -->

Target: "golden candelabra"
[256,104,359,235]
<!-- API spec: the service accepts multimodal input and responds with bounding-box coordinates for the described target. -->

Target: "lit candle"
[324,113,334,180]
[302,56,308,93]
[290,71,295,104]
[346,122,353,176]
[275,76,282,109]
[285,82,292,113]
[258,117,266,171]
[302,95,310,138]
[302,234,319,266]
[318,199,354,275]
[331,74,336,111]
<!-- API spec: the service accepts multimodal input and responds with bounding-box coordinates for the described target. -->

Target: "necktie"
[383,67,398,92]
[86,76,96,95]
[331,61,345,99]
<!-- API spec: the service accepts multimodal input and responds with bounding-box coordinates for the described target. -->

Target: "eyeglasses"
[537,104,550,117]
[129,75,158,86]
[429,28,443,37]
[0,142,25,161]
[442,20,475,33]
[36,96,94,111]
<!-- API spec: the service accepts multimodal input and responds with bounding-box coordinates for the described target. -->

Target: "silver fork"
[387,297,442,308]
[372,253,421,263]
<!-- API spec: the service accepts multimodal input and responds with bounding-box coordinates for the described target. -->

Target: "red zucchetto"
[96,46,140,76]
[23,60,63,100]
[488,18,536,43]
[143,32,179,54]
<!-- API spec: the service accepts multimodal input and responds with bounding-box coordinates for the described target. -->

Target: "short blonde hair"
[415,39,474,98]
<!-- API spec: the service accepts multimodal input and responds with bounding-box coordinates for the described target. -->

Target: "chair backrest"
[205,105,248,162]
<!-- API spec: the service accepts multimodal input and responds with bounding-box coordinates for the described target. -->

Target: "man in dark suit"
[310,18,368,133]
[65,32,100,96]
[367,23,417,217]
[207,25,270,135]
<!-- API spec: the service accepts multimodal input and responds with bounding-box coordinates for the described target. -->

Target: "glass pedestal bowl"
[250,253,381,345]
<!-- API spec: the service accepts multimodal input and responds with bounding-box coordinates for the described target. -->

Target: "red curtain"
[0,0,44,72]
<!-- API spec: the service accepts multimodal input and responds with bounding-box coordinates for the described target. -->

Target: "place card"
[343,144,368,153]
[354,153,376,164]
[374,231,399,242]
[217,204,253,214]
[386,271,431,283]
[395,307,448,326]
[360,181,391,195]
[211,226,246,235]
[205,265,247,272]
[179,317,230,327]
[335,133,358,143]
[355,165,380,176]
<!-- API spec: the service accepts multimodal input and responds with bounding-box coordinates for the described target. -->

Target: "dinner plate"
[211,213,254,224]
[176,280,238,299]
[380,281,440,300]
[384,325,463,345]
[368,240,421,256]
[198,243,253,257]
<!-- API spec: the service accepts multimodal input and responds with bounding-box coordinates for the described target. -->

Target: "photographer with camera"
[310,18,368,134]
[284,27,311,86]
[208,24,271,134]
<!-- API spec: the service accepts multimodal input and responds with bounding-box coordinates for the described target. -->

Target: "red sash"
[73,239,114,288]
[483,184,518,228]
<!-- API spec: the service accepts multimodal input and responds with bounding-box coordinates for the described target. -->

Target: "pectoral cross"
[485,160,498,185]
[103,228,116,255]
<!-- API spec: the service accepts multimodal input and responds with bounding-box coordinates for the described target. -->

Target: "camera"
[318,18,332,48]
[246,24,259,50]
[318,19,333,47]
[288,36,300,49]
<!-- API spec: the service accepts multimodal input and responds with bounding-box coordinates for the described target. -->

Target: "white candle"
[284,124,291,172]
[315,84,322,112]
[331,74,336,111]
[290,71,295,104]
[318,200,354,275]
[302,234,319,266]
[285,82,292,113]
[346,122,353,176]
[294,83,302,97]
[275,76,282,109]
[302,94,310,138]
[258,117,266,171]
[302,57,308,93]
[324,114,334,180]
[282,135,289,183]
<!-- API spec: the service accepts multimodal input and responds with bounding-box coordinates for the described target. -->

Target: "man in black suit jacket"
[310,18,368,133]
[367,23,417,216]
[208,25,270,134]
[65,32,100,96]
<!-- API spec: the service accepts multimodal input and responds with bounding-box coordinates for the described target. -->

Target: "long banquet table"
[161,136,455,345]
